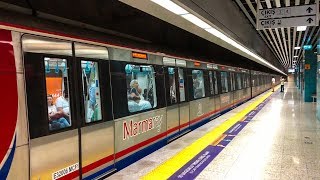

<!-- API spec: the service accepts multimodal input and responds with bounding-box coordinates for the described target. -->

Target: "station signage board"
[257,16,317,29]
[256,3,319,30]
[257,4,317,19]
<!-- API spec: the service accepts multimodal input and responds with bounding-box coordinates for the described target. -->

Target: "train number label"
[52,163,79,180]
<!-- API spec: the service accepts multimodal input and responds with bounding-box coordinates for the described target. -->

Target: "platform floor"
[107,82,320,180]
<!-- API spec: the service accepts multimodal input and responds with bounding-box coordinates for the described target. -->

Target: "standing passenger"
[280,77,285,92]
[271,77,275,92]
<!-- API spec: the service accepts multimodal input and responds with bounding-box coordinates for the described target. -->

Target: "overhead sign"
[257,15,317,29]
[257,4,317,19]
[256,3,319,30]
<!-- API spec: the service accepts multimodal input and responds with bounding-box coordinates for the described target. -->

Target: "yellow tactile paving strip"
[142,89,276,180]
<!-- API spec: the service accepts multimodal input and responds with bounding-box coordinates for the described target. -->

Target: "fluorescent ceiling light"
[150,0,285,75]
[151,0,188,15]
[181,14,212,29]
[294,47,301,50]
[206,28,277,71]
[297,26,307,31]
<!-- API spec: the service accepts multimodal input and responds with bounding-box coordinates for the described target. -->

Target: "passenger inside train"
[125,64,157,113]
[168,67,177,103]
[192,70,205,99]
[81,60,102,123]
[44,57,72,130]
[47,94,70,130]
[221,71,229,93]
[178,68,186,102]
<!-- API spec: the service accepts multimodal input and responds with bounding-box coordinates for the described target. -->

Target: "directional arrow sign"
[257,15,317,30]
[306,7,313,13]
[306,17,313,23]
[257,4,317,19]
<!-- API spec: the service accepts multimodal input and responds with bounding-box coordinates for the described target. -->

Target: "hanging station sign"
[256,3,319,30]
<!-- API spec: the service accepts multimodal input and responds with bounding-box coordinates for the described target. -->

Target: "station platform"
[107,82,320,180]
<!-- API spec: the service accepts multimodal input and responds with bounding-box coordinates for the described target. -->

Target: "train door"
[207,71,215,112]
[213,71,221,111]
[74,43,115,179]
[178,67,190,133]
[220,71,232,110]
[165,66,190,140]
[23,35,81,179]
[165,66,180,139]
[230,72,236,105]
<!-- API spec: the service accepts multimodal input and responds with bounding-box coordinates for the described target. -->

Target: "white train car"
[0,26,280,180]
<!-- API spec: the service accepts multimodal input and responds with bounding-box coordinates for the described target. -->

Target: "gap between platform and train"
[141,88,279,180]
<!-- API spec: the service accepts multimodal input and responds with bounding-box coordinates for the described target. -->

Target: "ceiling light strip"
[151,0,285,74]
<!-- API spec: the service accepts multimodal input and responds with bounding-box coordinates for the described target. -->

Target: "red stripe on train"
[69,96,250,178]
[0,29,18,164]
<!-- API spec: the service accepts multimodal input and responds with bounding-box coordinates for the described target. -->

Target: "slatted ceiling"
[236,0,286,66]
[236,0,319,69]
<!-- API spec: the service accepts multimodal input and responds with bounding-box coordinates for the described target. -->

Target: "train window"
[168,67,177,104]
[178,68,186,102]
[247,75,250,87]
[236,73,242,90]
[192,70,205,99]
[81,61,102,123]
[232,73,236,91]
[44,57,72,131]
[125,64,157,113]
[243,74,249,88]
[208,71,214,95]
[252,75,255,87]
[221,71,229,93]
[214,71,218,95]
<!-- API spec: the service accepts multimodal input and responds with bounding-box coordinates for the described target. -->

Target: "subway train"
[0,27,281,180]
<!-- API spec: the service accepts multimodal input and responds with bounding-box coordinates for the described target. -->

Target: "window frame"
[110,61,166,119]
[214,70,221,95]
[187,68,207,101]
[191,69,207,100]
[207,70,215,97]
[76,57,113,127]
[220,71,230,94]
[177,67,189,103]
[24,52,78,138]
[165,66,180,106]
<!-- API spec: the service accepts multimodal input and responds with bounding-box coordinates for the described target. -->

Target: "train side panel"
[0,30,29,179]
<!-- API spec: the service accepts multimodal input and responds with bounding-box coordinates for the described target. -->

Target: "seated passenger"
[56,90,70,117]
[47,94,70,130]
[128,79,152,112]
[128,80,142,102]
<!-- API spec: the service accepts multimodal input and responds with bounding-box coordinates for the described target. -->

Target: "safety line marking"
[141,89,278,180]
